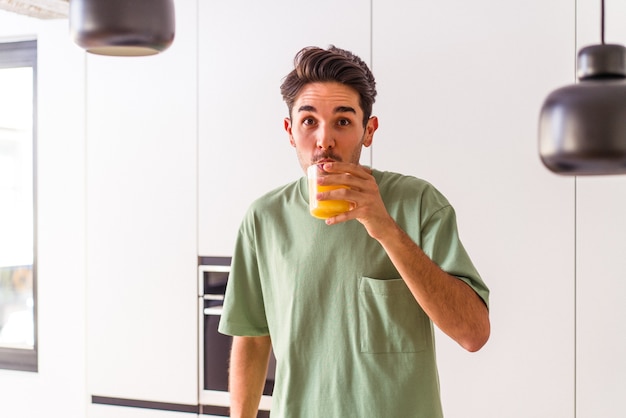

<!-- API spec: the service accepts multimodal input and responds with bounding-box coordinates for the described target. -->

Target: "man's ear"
[284,117,295,147]
[363,116,379,147]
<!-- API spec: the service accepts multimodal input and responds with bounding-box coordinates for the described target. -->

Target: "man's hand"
[316,162,395,240]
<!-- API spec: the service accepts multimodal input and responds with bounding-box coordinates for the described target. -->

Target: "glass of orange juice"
[307,164,351,219]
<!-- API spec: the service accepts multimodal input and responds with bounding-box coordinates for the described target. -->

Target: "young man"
[218,45,490,418]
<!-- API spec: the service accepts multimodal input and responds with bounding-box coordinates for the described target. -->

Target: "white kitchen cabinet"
[575,1,626,417]
[372,1,576,417]
[576,177,626,418]
[85,0,199,406]
[89,403,196,418]
[197,0,372,256]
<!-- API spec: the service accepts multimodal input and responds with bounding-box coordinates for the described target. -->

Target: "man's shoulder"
[375,169,452,215]
[375,169,440,195]
[248,178,302,211]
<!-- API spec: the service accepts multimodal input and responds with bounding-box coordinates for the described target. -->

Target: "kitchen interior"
[0,0,626,417]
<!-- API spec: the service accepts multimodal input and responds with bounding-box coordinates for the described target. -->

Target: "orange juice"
[307,166,351,219]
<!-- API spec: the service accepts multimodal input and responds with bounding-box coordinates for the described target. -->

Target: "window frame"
[0,39,38,372]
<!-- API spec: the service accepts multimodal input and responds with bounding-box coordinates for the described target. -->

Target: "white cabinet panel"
[576,177,626,418]
[86,0,198,405]
[575,2,626,417]
[198,0,372,256]
[373,1,576,417]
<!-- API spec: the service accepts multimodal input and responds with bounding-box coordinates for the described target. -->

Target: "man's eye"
[303,118,316,126]
[337,119,351,127]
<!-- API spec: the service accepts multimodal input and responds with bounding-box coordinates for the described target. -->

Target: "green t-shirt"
[219,169,489,418]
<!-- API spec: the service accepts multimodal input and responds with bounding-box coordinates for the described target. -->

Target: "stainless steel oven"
[198,257,274,416]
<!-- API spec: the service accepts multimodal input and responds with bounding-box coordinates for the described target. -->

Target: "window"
[0,40,37,372]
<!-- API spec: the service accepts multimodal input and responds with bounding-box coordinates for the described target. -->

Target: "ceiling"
[0,0,68,19]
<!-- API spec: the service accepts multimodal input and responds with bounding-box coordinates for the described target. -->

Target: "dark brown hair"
[280,45,377,127]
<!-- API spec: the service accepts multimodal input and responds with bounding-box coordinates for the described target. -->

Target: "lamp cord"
[601,0,605,44]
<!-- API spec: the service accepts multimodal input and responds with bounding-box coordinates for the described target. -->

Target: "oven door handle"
[203,294,225,301]
[204,306,223,316]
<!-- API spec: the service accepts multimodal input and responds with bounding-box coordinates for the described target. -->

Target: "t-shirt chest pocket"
[358,276,431,353]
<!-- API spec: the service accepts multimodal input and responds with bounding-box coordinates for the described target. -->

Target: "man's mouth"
[312,153,342,165]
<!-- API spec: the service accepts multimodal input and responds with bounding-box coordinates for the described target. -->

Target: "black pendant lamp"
[539,0,626,175]
[69,0,175,57]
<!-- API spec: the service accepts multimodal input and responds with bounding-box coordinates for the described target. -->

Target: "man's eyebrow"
[334,106,356,114]
[297,105,316,112]
[296,105,357,114]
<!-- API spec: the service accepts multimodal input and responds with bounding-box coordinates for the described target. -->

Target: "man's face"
[284,82,378,173]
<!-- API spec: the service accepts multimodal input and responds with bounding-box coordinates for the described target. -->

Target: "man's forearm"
[378,223,490,352]
[229,335,272,418]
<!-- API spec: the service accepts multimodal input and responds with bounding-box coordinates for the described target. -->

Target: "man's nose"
[316,124,335,149]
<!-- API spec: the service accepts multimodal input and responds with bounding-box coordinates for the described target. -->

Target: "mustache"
[311,152,342,164]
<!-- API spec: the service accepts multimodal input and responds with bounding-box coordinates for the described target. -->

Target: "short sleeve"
[421,202,490,309]
[218,212,270,337]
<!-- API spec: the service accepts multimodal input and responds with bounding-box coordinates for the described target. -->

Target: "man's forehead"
[294,82,361,113]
